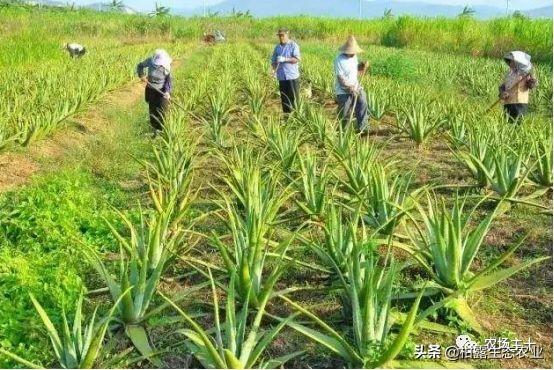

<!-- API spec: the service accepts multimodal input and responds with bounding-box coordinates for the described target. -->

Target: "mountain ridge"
[175,0,552,19]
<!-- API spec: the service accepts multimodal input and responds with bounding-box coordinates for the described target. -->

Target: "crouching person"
[499,51,537,123]
[137,49,173,134]
[334,36,370,134]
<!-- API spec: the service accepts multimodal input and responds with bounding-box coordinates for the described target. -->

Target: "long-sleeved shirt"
[271,41,301,81]
[136,57,172,93]
[501,69,530,105]
[334,54,359,95]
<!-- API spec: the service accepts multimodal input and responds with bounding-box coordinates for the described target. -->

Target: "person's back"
[138,57,168,91]
[136,49,173,134]
[66,43,86,58]
[214,30,225,42]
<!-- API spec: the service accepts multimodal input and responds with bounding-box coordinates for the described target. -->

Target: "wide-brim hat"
[503,50,532,73]
[339,35,363,54]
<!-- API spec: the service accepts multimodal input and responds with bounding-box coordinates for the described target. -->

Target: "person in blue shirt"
[271,28,301,114]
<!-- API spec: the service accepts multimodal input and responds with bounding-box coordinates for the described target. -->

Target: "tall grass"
[1,7,552,64]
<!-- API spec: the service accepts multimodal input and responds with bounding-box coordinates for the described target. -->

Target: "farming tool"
[348,61,370,126]
[141,79,188,112]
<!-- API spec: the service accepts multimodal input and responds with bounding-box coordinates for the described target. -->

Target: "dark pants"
[145,86,169,131]
[503,104,528,123]
[278,79,300,113]
[336,91,369,133]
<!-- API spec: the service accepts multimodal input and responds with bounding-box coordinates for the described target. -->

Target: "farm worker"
[334,35,370,134]
[136,49,173,134]
[498,51,537,123]
[271,28,301,114]
[64,43,86,58]
[214,30,226,43]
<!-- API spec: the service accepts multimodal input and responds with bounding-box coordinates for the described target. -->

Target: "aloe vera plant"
[402,193,549,331]
[285,206,429,368]
[465,143,538,201]
[396,103,445,147]
[528,131,553,188]
[82,201,197,364]
[207,80,234,127]
[295,152,333,220]
[212,149,294,307]
[295,104,332,148]
[334,140,380,200]
[0,293,122,369]
[361,163,418,234]
[162,270,302,369]
[244,74,270,119]
[366,92,386,120]
[265,121,303,175]
[454,127,497,188]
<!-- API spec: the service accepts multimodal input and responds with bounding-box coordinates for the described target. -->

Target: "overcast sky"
[74,0,552,12]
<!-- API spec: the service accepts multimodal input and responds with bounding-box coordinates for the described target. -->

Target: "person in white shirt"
[334,36,370,134]
[64,43,86,58]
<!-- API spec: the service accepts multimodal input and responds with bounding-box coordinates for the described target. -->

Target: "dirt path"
[0,82,146,193]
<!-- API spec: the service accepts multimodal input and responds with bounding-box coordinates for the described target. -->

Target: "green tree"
[458,5,476,18]
[149,1,170,17]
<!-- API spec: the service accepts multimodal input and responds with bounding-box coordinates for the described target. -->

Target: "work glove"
[276,56,287,63]
[164,92,171,100]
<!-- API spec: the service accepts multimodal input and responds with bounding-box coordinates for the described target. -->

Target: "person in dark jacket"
[136,49,172,134]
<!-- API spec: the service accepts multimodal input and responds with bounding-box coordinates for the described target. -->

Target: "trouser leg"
[355,90,369,132]
[279,79,299,113]
[504,104,528,124]
[336,94,354,128]
[149,99,165,132]
[290,78,300,110]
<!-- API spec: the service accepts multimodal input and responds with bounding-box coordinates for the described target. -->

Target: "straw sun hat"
[339,35,363,54]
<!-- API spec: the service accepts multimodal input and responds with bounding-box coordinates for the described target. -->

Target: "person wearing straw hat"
[498,51,537,123]
[271,28,301,114]
[136,49,173,134]
[334,35,370,134]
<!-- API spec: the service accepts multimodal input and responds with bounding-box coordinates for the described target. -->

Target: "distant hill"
[175,0,552,19]
[525,6,553,18]
[85,2,137,14]
[24,0,137,14]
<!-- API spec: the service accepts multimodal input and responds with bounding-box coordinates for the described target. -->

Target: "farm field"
[0,5,552,369]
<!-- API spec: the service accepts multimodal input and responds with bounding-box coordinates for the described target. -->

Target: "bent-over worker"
[64,43,86,58]
[498,51,537,123]
[136,49,173,134]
